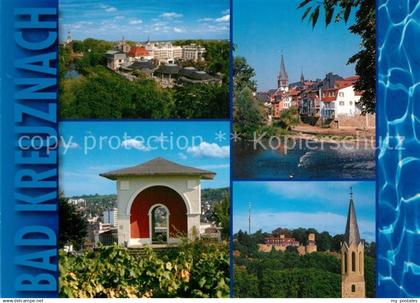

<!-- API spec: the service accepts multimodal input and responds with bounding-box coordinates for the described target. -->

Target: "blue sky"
[234,0,361,91]
[233,181,376,242]
[59,121,230,196]
[59,0,229,41]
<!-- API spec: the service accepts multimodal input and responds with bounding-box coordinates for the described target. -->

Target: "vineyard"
[59,240,229,298]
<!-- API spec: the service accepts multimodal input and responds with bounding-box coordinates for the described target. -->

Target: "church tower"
[341,188,365,298]
[300,68,305,85]
[277,54,289,91]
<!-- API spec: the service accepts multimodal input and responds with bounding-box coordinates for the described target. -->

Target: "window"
[352,285,356,292]
[344,252,348,273]
[352,252,356,272]
[349,101,353,105]
[339,101,345,106]
[339,92,344,97]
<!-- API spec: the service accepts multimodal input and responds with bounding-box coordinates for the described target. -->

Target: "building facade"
[100,157,215,248]
[182,44,206,61]
[341,189,366,298]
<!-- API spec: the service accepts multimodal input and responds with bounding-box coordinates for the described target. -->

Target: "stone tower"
[300,68,305,85]
[305,232,317,253]
[277,54,289,91]
[341,188,365,298]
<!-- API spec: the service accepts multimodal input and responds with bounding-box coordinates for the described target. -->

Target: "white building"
[320,77,362,120]
[145,42,183,63]
[182,44,206,61]
[103,208,118,227]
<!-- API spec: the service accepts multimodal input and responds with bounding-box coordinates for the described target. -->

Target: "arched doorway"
[130,186,188,243]
[149,204,169,244]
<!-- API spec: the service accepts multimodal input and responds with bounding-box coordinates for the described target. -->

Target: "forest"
[233,229,376,298]
[59,39,229,119]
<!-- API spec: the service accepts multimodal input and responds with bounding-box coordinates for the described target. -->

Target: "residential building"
[320,76,362,120]
[103,208,118,227]
[106,50,127,70]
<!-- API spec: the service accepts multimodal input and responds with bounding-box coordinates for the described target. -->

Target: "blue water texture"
[377,0,420,297]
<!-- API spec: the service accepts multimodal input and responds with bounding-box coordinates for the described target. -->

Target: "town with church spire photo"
[232,181,375,298]
[233,0,376,180]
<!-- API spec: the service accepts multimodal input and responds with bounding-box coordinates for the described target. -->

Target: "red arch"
[130,186,188,238]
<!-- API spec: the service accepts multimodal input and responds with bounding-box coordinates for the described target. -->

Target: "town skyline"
[233,181,375,242]
[60,0,230,42]
[234,0,360,91]
[59,121,230,196]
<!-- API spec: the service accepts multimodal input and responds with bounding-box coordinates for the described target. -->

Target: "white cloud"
[105,6,117,12]
[222,9,230,15]
[199,164,230,170]
[129,19,143,25]
[186,142,229,158]
[173,27,184,33]
[160,12,183,18]
[178,153,188,160]
[215,15,230,23]
[115,16,125,20]
[121,139,150,151]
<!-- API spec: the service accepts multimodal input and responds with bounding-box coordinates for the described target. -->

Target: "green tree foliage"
[278,107,299,130]
[60,241,229,298]
[234,229,376,298]
[261,268,341,298]
[298,0,375,113]
[234,87,263,138]
[60,66,175,119]
[234,56,257,92]
[59,198,88,250]
[234,267,260,297]
[173,83,229,118]
[212,197,230,240]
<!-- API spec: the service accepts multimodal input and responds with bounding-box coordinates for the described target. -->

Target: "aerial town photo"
[233,0,375,179]
[233,181,376,298]
[58,121,230,297]
[59,0,230,119]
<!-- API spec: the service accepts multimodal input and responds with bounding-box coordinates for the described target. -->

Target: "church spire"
[279,54,288,80]
[344,187,361,246]
[278,53,289,90]
[300,67,305,84]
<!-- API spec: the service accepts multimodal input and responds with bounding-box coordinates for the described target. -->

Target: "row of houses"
[258,55,364,126]
[106,37,219,87]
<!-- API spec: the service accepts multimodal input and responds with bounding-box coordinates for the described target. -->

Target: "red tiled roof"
[128,47,149,57]
[335,75,359,89]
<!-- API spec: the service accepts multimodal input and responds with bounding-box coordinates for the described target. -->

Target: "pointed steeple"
[279,54,288,80]
[344,187,361,246]
[300,67,305,84]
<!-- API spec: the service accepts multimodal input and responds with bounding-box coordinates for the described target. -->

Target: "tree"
[212,197,230,240]
[279,107,299,130]
[59,197,88,250]
[234,87,263,138]
[234,56,257,92]
[298,0,376,113]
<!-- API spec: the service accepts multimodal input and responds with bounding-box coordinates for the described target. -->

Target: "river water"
[233,139,375,179]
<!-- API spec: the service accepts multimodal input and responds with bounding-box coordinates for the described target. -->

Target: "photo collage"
[58,0,376,298]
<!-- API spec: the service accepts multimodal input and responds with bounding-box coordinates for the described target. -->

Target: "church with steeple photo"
[341,188,366,298]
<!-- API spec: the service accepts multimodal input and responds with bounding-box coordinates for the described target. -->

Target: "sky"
[234,0,361,91]
[59,121,230,196]
[233,181,376,242]
[59,0,229,41]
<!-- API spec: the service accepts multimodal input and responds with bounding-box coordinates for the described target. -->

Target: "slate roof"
[155,64,181,75]
[100,157,216,180]
[128,60,156,70]
[344,193,362,246]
